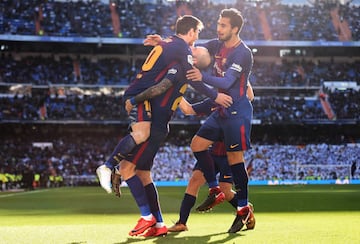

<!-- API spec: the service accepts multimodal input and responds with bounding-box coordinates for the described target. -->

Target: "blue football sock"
[230,163,248,207]
[193,151,218,188]
[126,175,151,216]
[228,194,238,209]
[144,183,163,223]
[179,193,196,225]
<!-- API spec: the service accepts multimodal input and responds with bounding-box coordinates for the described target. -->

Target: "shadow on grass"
[115,231,244,244]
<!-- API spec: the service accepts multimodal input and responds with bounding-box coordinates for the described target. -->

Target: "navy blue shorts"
[128,100,152,124]
[196,107,252,152]
[125,127,168,171]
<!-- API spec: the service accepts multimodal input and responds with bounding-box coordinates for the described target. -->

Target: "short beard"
[219,33,231,42]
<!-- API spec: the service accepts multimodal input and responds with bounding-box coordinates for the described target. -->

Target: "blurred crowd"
[0,54,359,87]
[0,55,138,86]
[1,87,359,123]
[1,0,359,41]
[1,134,359,191]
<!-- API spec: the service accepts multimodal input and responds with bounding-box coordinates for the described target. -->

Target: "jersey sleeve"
[202,48,251,90]
[192,98,217,116]
[188,80,217,100]
[201,67,239,90]
[165,64,184,85]
[167,62,217,100]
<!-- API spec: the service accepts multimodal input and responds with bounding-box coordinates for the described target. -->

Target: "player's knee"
[131,122,151,144]
[190,136,212,152]
[119,161,135,180]
[131,130,150,144]
[136,170,152,186]
[227,151,245,164]
[190,139,203,152]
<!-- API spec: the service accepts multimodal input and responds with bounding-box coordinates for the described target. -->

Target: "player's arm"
[188,80,232,108]
[188,49,251,90]
[125,78,173,114]
[133,78,173,104]
[178,97,196,115]
[247,81,254,102]
[179,97,216,116]
[187,66,239,90]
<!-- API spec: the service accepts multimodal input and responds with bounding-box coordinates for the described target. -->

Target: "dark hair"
[220,8,244,34]
[175,15,204,35]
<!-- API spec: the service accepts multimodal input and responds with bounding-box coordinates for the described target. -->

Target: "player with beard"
[185,8,255,233]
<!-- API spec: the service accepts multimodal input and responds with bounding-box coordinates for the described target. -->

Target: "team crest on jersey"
[230,63,242,73]
[168,68,178,74]
[187,55,194,66]
[214,62,225,77]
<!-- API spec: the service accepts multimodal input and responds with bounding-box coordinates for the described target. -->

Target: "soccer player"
[96,15,232,194]
[186,8,255,233]
[116,45,222,237]
[168,82,255,232]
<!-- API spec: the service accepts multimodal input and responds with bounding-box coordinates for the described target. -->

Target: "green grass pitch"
[0,185,359,244]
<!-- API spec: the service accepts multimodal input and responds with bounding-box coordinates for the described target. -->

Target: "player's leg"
[122,100,152,159]
[168,169,205,232]
[134,126,168,237]
[119,159,156,236]
[195,153,234,212]
[191,116,225,211]
[137,170,167,237]
[214,154,237,206]
[223,117,254,233]
[191,135,217,187]
[96,102,151,193]
[105,121,151,169]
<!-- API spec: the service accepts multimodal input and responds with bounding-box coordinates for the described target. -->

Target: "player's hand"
[186,68,202,81]
[125,99,133,115]
[143,34,162,46]
[111,167,122,198]
[215,93,233,108]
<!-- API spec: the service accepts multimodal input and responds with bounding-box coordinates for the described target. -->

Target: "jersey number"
[142,46,163,71]
[171,84,188,111]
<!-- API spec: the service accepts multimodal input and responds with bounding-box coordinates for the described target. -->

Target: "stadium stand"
[0,0,359,189]
[1,0,359,40]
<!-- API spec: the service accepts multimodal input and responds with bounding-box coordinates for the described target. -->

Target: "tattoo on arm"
[134,78,173,103]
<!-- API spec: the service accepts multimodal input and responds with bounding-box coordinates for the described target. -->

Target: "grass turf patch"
[0,185,359,244]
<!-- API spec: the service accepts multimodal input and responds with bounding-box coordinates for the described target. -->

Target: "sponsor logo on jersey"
[187,54,194,66]
[230,63,242,73]
[168,68,178,75]
[214,62,225,77]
